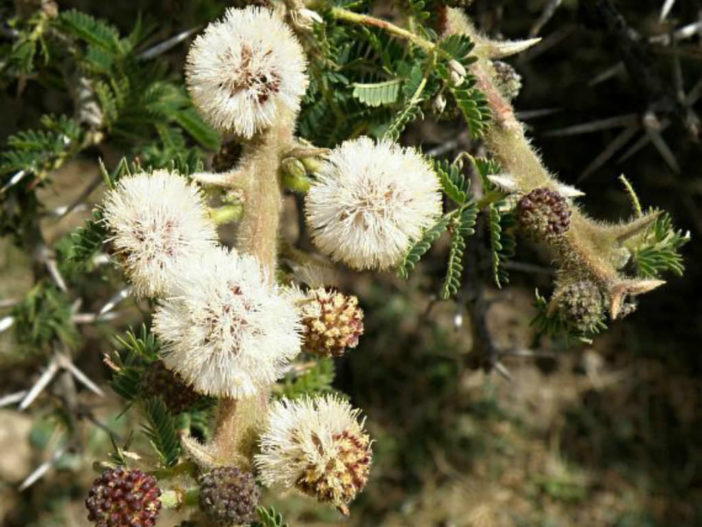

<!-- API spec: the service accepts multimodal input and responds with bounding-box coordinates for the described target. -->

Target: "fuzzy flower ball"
[305,137,443,270]
[102,170,217,298]
[152,247,301,398]
[185,6,308,138]
[255,395,372,512]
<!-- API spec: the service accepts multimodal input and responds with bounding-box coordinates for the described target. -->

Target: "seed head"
[516,187,571,242]
[186,6,308,137]
[85,467,161,527]
[140,360,200,413]
[554,280,605,333]
[305,137,442,270]
[255,395,372,512]
[298,288,364,358]
[102,170,217,298]
[153,247,301,398]
[198,466,260,525]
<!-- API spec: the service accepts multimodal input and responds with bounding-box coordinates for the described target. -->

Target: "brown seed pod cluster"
[516,187,572,242]
[198,466,260,525]
[140,360,200,413]
[85,467,161,527]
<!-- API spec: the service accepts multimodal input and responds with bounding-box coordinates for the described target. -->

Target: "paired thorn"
[18,350,104,410]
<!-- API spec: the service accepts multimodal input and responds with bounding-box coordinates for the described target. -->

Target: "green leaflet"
[141,398,181,467]
[352,79,402,107]
[441,202,477,299]
[253,506,289,527]
[631,212,689,278]
[397,214,452,279]
[434,159,470,204]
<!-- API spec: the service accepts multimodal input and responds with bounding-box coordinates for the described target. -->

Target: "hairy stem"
[210,104,296,465]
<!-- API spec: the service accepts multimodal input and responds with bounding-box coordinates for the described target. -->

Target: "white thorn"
[18,445,68,491]
[57,354,105,397]
[138,26,201,60]
[0,315,15,333]
[485,37,542,59]
[1,170,27,194]
[99,287,132,316]
[556,182,585,198]
[660,0,677,21]
[300,8,323,24]
[19,357,60,410]
[0,390,27,407]
[487,173,519,192]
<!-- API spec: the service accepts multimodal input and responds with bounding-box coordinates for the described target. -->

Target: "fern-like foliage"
[279,357,337,399]
[631,212,689,278]
[141,397,182,467]
[253,506,289,527]
[434,158,469,204]
[397,214,451,279]
[11,283,78,355]
[441,202,477,298]
[487,206,516,288]
[109,326,160,401]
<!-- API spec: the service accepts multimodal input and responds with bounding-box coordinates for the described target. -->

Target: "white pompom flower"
[152,247,301,399]
[185,6,308,138]
[305,137,443,271]
[255,395,372,513]
[102,170,217,298]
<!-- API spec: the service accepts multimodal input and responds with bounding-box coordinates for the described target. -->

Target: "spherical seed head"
[153,247,301,398]
[516,187,571,242]
[185,6,308,138]
[102,170,217,298]
[198,466,260,525]
[255,395,372,510]
[298,288,364,358]
[85,467,161,527]
[305,137,442,271]
[556,280,605,333]
[140,360,200,413]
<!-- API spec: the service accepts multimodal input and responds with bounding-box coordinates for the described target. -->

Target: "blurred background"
[1,0,701,525]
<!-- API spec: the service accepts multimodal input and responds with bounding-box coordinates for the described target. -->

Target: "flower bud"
[298,288,364,358]
[85,467,161,527]
[448,59,466,86]
[516,187,571,242]
[554,280,605,333]
[431,94,447,115]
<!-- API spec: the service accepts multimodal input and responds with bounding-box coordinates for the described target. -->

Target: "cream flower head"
[255,395,372,513]
[152,247,301,399]
[185,6,308,138]
[102,170,217,298]
[305,137,443,270]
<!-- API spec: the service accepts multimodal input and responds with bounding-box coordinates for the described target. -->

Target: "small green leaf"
[352,79,402,107]
[434,159,469,204]
[141,398,181,467]
[397,214,451,279]
[252,506,289,527]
